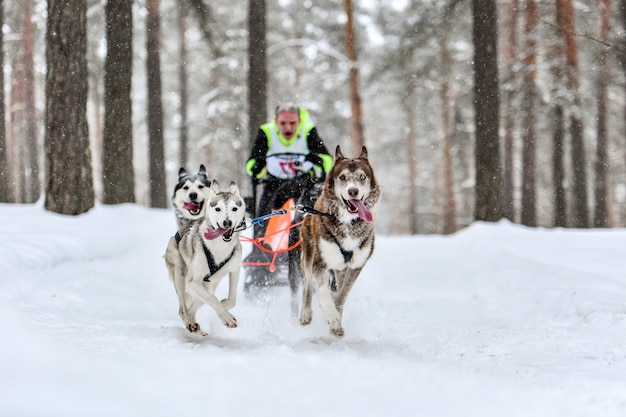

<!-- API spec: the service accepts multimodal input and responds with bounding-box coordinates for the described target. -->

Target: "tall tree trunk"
[248,0,267,149]
[0,0,8,202]
[552,105,567,227]
[520,0,537,227]
[13,0,39,203]
[502,0,519,222]
[440,30,457,234]
[44,0,94,214]
[178,1,189,168]
[103,0,135,204]
[473,0,503,222]
[557,0,589,227]
[146,0,167,208]
[405,74,418,234]
[593,0,611,227]
[622,0,626,222]
[344,0,365,154]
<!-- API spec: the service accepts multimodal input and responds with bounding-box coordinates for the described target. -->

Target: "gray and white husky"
[172,164,211,227]
[164,180,246,336]
[299,145,381,337]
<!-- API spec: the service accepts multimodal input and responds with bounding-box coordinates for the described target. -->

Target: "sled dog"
[164,180,246,335]
[299,145,381,337]
[172,164,211,227]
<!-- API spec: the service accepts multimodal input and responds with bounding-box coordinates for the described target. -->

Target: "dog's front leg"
[314,269,344,337]
[332,267,362,314]
[221,268,239,310]
[188,275,238,329]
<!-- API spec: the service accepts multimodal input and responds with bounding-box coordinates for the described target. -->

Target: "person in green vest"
[244,102,333,289]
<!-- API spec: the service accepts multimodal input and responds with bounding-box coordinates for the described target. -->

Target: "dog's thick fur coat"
[299,145,381,337]
[165,180,245,335]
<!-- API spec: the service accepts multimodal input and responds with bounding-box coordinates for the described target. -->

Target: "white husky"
[164,180,246,336]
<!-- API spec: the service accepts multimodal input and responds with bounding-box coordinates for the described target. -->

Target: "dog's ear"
[211,179,221,194]
[198,164,207,177]
[228,181,240,196]
[359,146,368,160]
[335,145,344,161]
[178,167,188,181]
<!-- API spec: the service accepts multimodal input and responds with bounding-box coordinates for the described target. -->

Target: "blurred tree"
[44,0,94,214]
[593,0,611,227]
[473,0,503,222]
[178,1,189,168]
[502,0,519,222]
[520,0,537,227]
[103,0,135,204]
[557,0,589,228]
[146,0,167,208]
[0,0,8,202]
[344,0,364,154]
[248,0,267,149]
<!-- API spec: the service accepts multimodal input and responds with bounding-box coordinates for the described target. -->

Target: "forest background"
[1,0,625,235]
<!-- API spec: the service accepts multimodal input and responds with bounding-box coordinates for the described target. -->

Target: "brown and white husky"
[298,145,381,337]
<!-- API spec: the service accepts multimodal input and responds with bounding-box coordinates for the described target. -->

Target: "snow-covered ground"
[1,202,626,417]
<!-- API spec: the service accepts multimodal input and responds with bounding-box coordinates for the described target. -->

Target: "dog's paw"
[220,312,238,328]
[299,307,313,326]
[187,323,208,336]
[331,327,345,338]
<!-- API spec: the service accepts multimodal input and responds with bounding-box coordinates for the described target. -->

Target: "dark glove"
[250,158,265,177]
[305,153,324,167]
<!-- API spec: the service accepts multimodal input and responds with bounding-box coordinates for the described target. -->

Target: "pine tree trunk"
[146,0,167,208]
[248,0,267,151]
[520,0,537,227]
[552,105,567,227]
[44,0,94,215]
[502,0,519,222]
[344,0,365,154]
[440,30,457,235]
[473,0,503,222]
[593,0,611,227]
[557,0,589,227]
[103,0,135,204]
[0,0,8,202]
[178,2,189,168]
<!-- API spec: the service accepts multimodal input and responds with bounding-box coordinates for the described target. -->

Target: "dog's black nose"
[189,192,197,201]
[348,188,359,198]
[223,220,232,229]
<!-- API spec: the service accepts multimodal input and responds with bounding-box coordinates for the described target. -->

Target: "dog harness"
[174,229,235,282]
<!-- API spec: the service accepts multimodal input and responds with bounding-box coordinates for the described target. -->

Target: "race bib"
[266,154,314,179]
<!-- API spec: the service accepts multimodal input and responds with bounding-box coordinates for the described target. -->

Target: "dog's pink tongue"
[183,201,199,211]
[351,199,373,222]
[204,228,228,240]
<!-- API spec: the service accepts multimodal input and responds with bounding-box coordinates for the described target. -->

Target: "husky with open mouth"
[299,145,381,337]
[164,180,246,336]
[172,164,211,227]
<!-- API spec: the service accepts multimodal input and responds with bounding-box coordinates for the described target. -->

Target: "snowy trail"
[2,203,626,416]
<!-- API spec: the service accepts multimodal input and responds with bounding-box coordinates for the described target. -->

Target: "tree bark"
[344,0,365,154]
[593,0,611,227]
[0,0,7,202]
[552,105,566,227]
[557,0,589,227]
[178,1,189,168]
[502,0,519,222]
[146,0,167,208]
[44,0,94,214]
[473,0,503,222]
[248,0,267,149]
[103,0,135,204]
[520,0,537,227]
